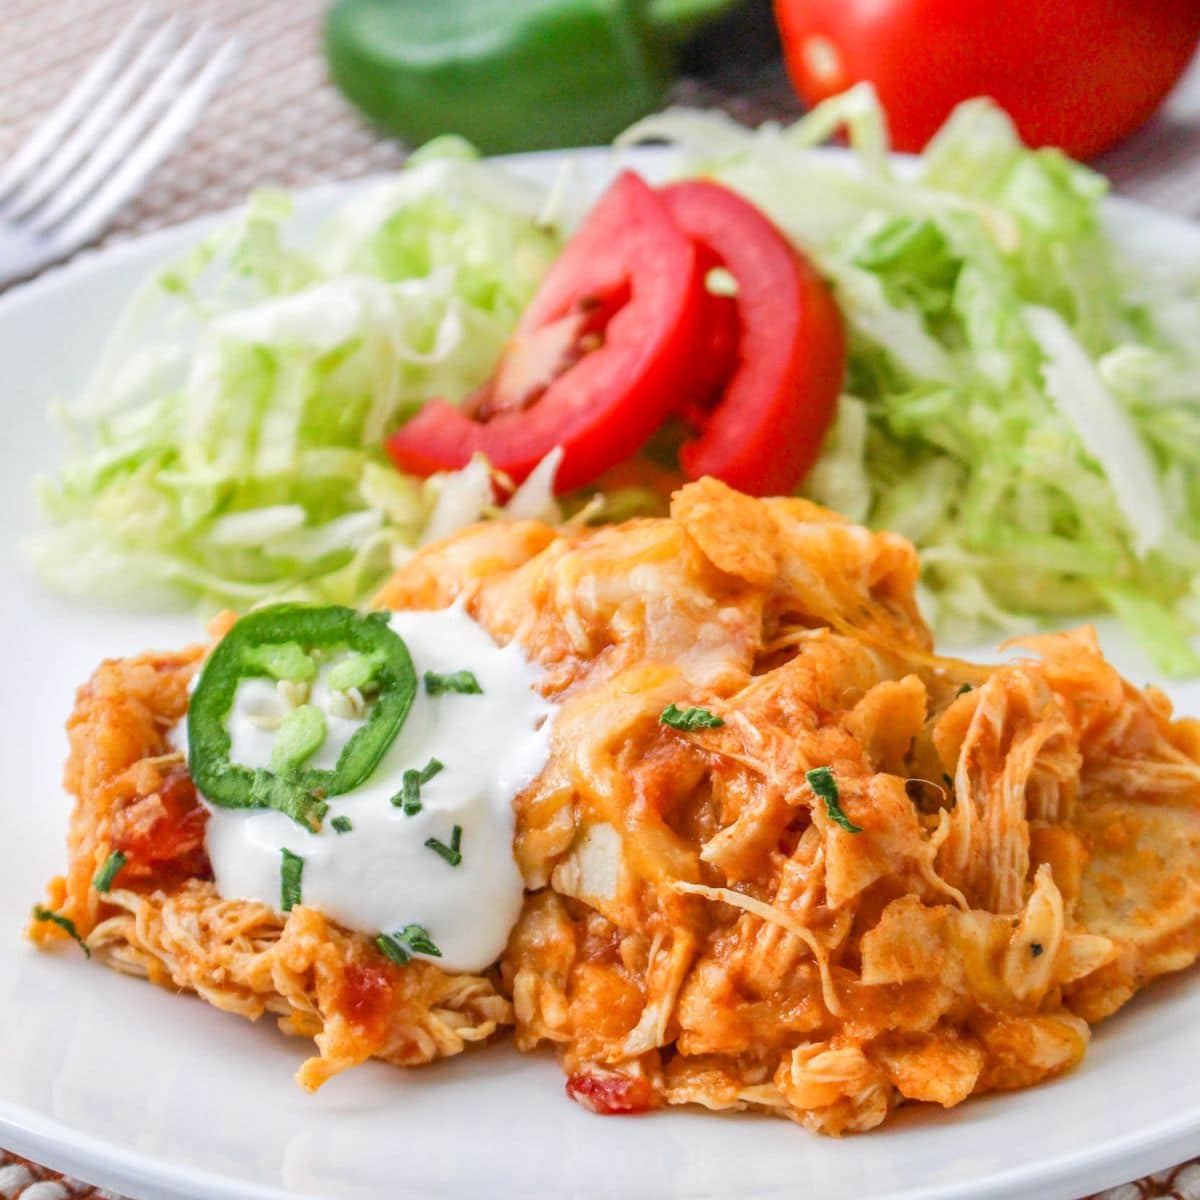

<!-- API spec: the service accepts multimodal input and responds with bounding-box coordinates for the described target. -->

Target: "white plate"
[3,147,1200,1200]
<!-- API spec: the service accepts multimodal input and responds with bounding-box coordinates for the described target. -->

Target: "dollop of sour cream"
[198,605,552,974]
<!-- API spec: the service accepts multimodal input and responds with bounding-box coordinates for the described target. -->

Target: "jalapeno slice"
[187,605,416,831]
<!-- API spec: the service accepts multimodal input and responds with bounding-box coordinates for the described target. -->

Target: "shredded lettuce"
[26,150,562,608]
[623,90,1200,673]
[27,90,1200,675]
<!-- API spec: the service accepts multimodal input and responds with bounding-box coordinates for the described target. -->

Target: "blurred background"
[3,0,1199,265]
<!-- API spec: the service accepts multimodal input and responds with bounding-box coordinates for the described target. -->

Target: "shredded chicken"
[33,477,1200,1133]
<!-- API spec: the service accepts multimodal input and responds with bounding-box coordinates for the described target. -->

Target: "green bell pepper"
[324,0,741,155]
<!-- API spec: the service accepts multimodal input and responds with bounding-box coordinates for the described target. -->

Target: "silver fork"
[0,7,243,287]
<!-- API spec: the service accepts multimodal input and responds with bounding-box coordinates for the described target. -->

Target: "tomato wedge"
[385,171,703,494]
[660,181,846,496]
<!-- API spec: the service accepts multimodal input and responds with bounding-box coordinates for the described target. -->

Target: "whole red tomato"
[774,0,1200,158]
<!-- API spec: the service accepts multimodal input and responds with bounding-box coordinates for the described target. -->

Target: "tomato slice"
[385,171,703,494]
[660,180,846,496]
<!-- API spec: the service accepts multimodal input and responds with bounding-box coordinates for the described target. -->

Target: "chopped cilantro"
[660,703,724,731]
[424,669,483,696]
[806,766,863,834]
[280,848,304,912]
[92,850,127,894]
[32,905,90,957]
[376,923,442,965]
[399,924,441,957]
[331,815,353,834]
[376,931,410,966]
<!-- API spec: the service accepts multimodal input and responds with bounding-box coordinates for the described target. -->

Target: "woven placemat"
[3,0,1198,248]
[4,1,1200,1197]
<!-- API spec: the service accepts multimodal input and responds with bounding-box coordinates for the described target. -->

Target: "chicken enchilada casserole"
[30,479,1200,1135]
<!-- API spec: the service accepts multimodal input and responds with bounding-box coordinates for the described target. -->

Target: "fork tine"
[29,25,215,234]
[5,15,184,221]
[49,35,245,257]
[0,5,157,201]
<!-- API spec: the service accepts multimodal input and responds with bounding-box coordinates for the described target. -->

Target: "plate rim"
[3,1056,1199,1200]
[4,144,1200,1200]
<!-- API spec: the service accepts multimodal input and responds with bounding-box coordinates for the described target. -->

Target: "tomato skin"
[774,0,1200,158]
[565,1071,657,1115]
[386,171,703,494]
[675,248,742,429]
[660,181,845,497]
